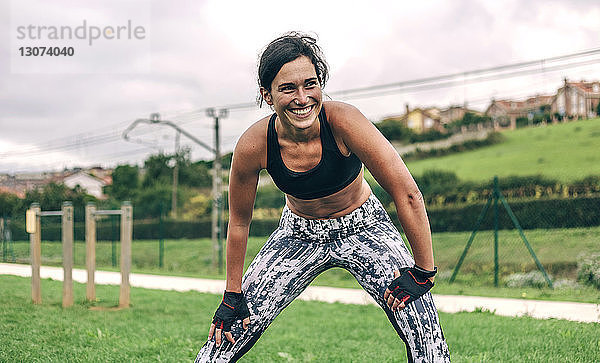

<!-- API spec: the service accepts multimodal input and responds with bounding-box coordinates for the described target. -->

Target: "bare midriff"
[285,169,372,219]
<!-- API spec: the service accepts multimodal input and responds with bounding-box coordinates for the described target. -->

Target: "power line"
[3,47,599,162]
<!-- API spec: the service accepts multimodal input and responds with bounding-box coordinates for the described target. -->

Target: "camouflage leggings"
[195,194,451,362]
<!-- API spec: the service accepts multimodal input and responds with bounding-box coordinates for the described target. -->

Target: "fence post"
[449,197,493,283]
[29,203,42,304]
[86,203,96,301]
[159,202,164,268]
[62,202,74,307]
[1,217,5,262]
[119,202,132,308]
[111,214,117,267]
[493,176,499,287]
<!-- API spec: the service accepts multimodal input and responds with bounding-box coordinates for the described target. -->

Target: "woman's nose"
[295,88,309,105]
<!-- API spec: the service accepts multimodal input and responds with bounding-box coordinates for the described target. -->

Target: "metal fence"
[2,182,599,288]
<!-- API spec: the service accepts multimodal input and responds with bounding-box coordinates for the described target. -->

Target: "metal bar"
[499,194,554,288]
[95,210,123,216]
[159,203,164,268]
[111,215,117,268]
[39,211,63,217]
[494,176,499,287]
[449,196,493,283]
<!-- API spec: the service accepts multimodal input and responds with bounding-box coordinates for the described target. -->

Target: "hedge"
[399,196,600,233]
[7,196,600,240]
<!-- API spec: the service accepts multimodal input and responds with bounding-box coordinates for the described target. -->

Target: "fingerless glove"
[212,291,250,332]
[387,265,437,306]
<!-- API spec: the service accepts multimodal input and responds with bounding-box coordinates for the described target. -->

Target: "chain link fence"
[2,176,599,289]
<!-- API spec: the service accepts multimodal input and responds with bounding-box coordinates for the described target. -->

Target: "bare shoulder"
[323,101,369,131]
[233,115,270,171]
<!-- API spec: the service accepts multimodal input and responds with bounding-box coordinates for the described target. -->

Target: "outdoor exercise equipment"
[26,202,74,307]
[86,202,133,307]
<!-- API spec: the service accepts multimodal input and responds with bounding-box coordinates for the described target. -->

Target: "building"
[438,105,483,126]
[0,172,58,198]
[0,168,112,199]
[61,171,109,199]
[552,78,600,119]
[485,94,555,130]
[384,104,445,133]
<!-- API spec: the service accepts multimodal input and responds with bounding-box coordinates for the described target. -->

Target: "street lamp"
[122,112,223,271]
[205,108,228,272]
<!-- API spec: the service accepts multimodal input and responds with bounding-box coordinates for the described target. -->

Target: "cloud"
[1,0,600,172]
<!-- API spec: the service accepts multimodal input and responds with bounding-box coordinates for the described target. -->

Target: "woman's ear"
[260,87,273,106]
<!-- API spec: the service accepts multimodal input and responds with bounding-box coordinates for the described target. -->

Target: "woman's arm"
[326,102,434,272]
[224,129,262,292]
[209,123,263,346]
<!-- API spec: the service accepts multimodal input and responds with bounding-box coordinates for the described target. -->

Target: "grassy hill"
[404,118,600,183]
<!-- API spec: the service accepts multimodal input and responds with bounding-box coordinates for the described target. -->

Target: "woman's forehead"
[273,56,317,85]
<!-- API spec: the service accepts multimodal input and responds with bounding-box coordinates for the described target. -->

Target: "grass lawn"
[4,225,600,304]
[1,275,598,362]
[403,118,600,183]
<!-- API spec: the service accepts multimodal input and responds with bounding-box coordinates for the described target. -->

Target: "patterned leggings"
[195,194,451,362]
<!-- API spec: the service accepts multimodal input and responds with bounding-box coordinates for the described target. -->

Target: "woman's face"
[262,55,323,131]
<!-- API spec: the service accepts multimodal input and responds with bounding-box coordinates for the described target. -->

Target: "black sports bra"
[266,107,363,200]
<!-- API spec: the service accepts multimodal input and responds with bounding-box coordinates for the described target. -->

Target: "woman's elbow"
[396,187,425,210]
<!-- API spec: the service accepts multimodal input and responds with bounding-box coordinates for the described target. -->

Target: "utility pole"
[206,108,228,273]
[123,113,223,270]
[171,131,180,218]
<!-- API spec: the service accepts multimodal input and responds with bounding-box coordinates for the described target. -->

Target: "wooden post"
[85,203,96,301]
[119,202,132,308]
[30,203,42,304]
[62,202,73,307]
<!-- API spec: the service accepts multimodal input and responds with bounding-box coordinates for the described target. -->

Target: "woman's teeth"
[290,106,312,115]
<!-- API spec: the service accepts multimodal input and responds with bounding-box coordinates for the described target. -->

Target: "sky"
[1,0,599,173]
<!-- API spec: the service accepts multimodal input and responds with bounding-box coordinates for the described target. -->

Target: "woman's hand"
[384,265,437,311]
[208,291,251,346]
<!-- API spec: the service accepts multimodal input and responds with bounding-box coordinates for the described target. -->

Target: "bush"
[388,196,600,232]
[505,271,552,288]
[375,119,412,142]
[577,253,600,289]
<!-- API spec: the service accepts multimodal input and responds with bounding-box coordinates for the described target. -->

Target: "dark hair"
[257,32,329,106]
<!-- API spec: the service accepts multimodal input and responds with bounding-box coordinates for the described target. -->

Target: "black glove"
[385,265,437,307]
[212,291,250,332]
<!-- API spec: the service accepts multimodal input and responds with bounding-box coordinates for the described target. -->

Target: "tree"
[105,164,139,201]
[0,193,21,217]
[414,170,460,196]
[374,119,412,142]
[133,184,172,219]
[22,182,96,222]
[142,153,173,187]
[596,102,600,117]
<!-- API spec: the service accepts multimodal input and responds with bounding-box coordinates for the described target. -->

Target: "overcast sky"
[1,0,599,173]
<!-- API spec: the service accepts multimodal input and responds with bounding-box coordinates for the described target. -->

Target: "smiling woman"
[195,32,451,363]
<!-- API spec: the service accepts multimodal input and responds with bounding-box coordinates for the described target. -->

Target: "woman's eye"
[306,81,317,88]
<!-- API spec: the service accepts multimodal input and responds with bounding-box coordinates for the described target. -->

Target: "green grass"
[404,118,600,183]
[1,275,599,362]
[4,225,600,304]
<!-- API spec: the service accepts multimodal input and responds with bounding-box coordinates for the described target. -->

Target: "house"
[384,104,445,133]
[552,78,600,119]
[485,94,555,130]
[0,172,57,198]
[438,105,483,125]
[61,171,109,199]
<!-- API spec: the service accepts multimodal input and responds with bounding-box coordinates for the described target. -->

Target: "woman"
[195,32,451,362]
